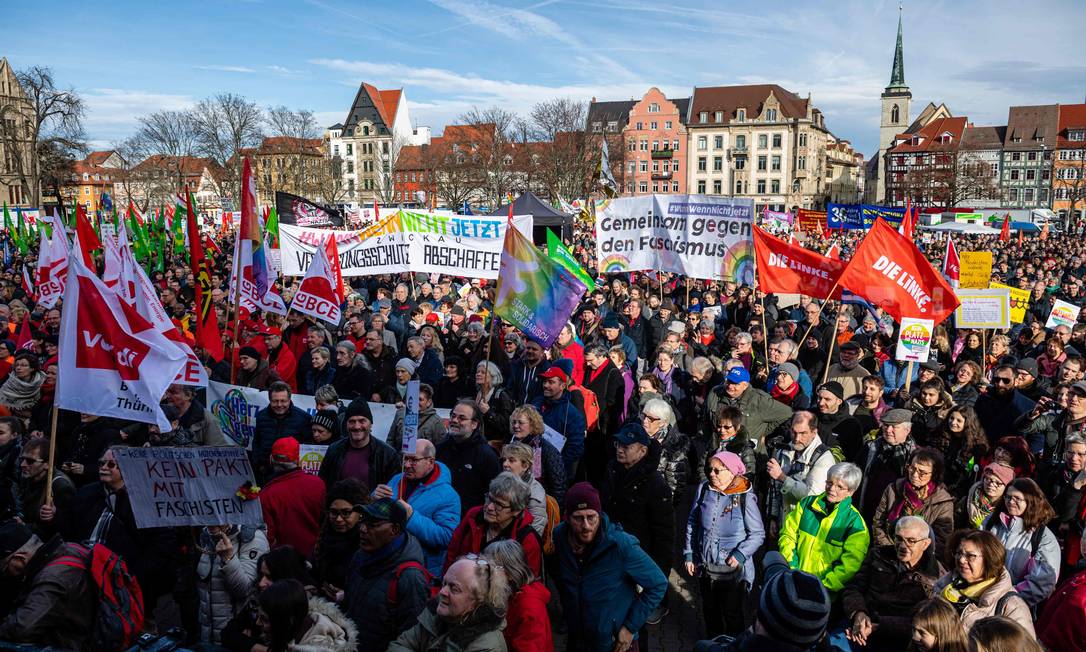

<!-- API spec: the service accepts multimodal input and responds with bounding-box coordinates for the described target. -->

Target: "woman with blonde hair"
[907,597,968,652]
[966,616,1044,652]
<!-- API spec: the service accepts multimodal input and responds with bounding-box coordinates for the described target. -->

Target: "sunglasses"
[992,377,1014,385]
[98,459,118,469]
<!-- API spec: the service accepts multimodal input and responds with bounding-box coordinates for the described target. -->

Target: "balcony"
[651,171,673,180]
[731,145,748,154]
[650,148,674,159]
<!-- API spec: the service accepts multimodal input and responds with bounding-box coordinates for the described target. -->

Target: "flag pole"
[822,325,837,384]
[44,404,59,506]
[796,279,841,351]
[229,247,243,384]
[903,360,915,395]
[753,262,769,367]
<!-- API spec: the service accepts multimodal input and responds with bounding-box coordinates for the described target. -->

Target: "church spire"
[888,5,906,90]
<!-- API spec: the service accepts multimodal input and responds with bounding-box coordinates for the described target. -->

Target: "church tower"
[876,7,911,203]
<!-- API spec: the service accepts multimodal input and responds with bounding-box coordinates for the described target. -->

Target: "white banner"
[1046,299,1081,330]
[596,194,755,282]
[279,211,532,279]
[954,288,1011,329]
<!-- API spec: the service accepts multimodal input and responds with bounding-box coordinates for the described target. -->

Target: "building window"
[757,156,767,171]
[757,180,767,193]
[772,134,782,148]
[1011,152,1021,161]
[672,181,679,192]
[652,161,659,172]
[698,136,707,150]
[652,140,659,151]
[672,139,680,150]
[1043,169,1051,181]
[640,140,648,151]
[735,135,746,149]
[771,180,780,193]
[1025,188,1035,202]
[333,145,340,156]
[1041,188,1049,202]
[713,180,722,194]
[891,104,900,123]
[798,156,806,170]
[737,109,746,122]
[714,111,723,123]
[771,155,781,171]
[713,156,723,171]
[1027,151,1037,161]
[672,160,679,171]
[799,133,808,147]
[648,102,660,113]
[697,180,706,193]
[639,181,648,193]
[636,122,643,130]
[765,108,777,121]
[639,160,648,172]
[1010,170,1020,180]
[347,161,354,173]
[1071,130,1086,141]
[714,136,723,149]
[698,157,707,172]
[346,144,353,155]
[665,121,672,129]
[758,134,768,149]
[1026,169,1036,181]
[650,122,657,130]
[1009,188,1018,201]
[627,182,634,192]
[607,121,618,132]
[591,122,602,133]
[628,162,635,174]
[699,112,708,123]
[735,158,746,170]
[653,184,659,193]
[628,139,636,152]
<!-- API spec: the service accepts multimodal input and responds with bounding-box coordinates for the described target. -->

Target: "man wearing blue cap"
[708,365,793,451]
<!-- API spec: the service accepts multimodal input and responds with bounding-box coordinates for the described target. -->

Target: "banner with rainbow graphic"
[595,194,754,283]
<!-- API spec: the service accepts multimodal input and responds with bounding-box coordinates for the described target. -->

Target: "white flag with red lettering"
[35,218,70,309]
[290,240,343,326]
[56,252,188,429]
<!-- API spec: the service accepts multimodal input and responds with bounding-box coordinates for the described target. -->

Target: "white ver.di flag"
[56,252,187,429]
[35,216,70,309]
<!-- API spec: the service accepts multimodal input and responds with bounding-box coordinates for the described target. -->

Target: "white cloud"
[194,64,256,73]
[267,65,302,76]
[82,88,196,144]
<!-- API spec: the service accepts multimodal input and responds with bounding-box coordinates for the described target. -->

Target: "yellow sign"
[959,252,993,289]
[989,282,1031,324]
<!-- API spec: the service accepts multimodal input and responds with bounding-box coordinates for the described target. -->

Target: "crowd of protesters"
[0,218,1086,652]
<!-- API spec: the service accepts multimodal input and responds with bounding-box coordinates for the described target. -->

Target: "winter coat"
[555,340,586,386]
[932,569,1035,636]
[442,505,543,578]
[260,468,327,558]
[507,359,551,405]
[310,525,359,592]
[512,433,566,505]
[525,476,548,538]
[476,386,515,441]
[840,545,943,645]
[61,417,122,486]
[389,406,448,450]
[18,470,75,538]
[318,435,400,491]
[344,533,430,651]
[707,384,793,451]
[983,511,1062,607]
[585,360,626,436]
[237,359,282,390]
[435,431,502,516]
[253,403,313,477]
[652,424,691,502]
[503,581,553,652]
[195,526,270,644]
[433,375,472,409]
[684,478,765,585]
[288,596,358,652]
[532,390,587,474]
[871,479,956,550]
[815,409,865,463]
[331,360,373,401]
[0,537,97,651]
[386,462,462,576]
[778,493,870,593]
[412,349,444,387]
[600,441,675,573]
[1037,567,1086,652]
[768,435,836,522]
[180,402,228,447]
[974,390,1035,444]
[388,602,507,652]
[552,515,668,652]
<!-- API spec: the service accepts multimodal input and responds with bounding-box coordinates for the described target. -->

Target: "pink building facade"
[622,88,688,196]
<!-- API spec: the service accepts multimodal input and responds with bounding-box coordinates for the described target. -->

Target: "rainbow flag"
[240,158,269,297]
[495,223,586,348]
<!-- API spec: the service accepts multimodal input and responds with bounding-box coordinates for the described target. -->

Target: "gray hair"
[477,361,504,386]
[690,356,714,377]
[586,343,609,358]
[336,340,356,355]
[407,335,425,348]
[895,515,931,539]
[310,326,330,343]
[467,322,486,335]
[736,332,753,345]
[311,346,331,362]
[489,471,531,513]
[774,338,798,356]
[1066,434,1086,449]
[484,539,535,590]
[447,556,511,616]
[642,398,676,428]
[313,385,339,405]
[827,462,863,492]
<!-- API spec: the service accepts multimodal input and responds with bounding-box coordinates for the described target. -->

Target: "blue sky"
[5,0,1086,155]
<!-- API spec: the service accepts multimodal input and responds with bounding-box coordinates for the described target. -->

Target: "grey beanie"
[758,551,831,647]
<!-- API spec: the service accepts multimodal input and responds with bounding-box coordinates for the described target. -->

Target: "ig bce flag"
[838,218,960,324]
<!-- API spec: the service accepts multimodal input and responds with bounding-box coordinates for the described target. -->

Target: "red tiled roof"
[380,90,402,125]
[1058,104,1086,147]
[85,150,116,166]
[134,155,228,182]
[690,84,810,123]
[257,136,324,155]
[888,116,968,154]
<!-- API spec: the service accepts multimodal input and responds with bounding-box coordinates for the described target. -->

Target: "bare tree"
[374,130,408,205]
[265,106,323,199]
[458,106,518,208]
[529,98,597,201]
[0,65,85,206]
[901,147,1000,209]
[426,138,478,210]
[314,154,349,207]
[133,109,200,207]
[192,93,263,204]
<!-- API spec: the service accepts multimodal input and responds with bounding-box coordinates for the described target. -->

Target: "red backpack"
[569,384,600,433]
[48,543,145,652]
[388,560,440,604]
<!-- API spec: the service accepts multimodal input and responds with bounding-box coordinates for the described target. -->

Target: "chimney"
[591,96,596,103]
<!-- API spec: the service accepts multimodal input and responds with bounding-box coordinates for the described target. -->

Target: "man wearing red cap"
[259,437,326,557]
[532,366,586,479]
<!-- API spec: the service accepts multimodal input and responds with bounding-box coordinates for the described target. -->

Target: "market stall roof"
[488,192,573,243]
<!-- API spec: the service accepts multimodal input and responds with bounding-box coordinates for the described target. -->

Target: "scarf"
[770,381,799,404]
[653,366,675,393]
[941,576,998,609]
[887,480,934,523]
[0,370,44,409]
[874,438,914,477]
[966,481,997,528]
[874,350,890,366]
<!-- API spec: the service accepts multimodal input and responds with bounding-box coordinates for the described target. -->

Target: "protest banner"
[954,288,1011,329]
[402,381,420,455]
[860,205,906,229]
[826,204,906,230]
[796,209,826,233]
[958,252,993,289]
[207,381,448,449]
[114,447,263,529]
[595,194,754,282]
[895,318,935,363]
[989,282,1031,324]
[1046,299,1081,330]
[761,209,792,231]
[275,191,344,227]
[299,444,328,476]
[279,213,532,280]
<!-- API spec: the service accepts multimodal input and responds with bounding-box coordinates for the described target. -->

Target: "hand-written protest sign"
[279,213,533,279]
[299,445,328,476]
[895,318,935,363]
[989,282,1031,324]
[954,288,1010,329]
[796,209,826,233]
[1046,299,1082,330]
[115,447,263,529]
[958,252,993,289]
[596,194,754,282]
[402,380,420,455]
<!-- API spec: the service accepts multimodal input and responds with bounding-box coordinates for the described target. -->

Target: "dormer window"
[765,108,778,121]
[648,103,660,113]
[737,109,746,122]
[714,111,723,123]
[699,112,708,124]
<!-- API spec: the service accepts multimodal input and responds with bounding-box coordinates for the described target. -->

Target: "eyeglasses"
[485,494,512,511]
[955,550,982,562]
[708,467,731,475]
[402,456,433,465]
[328,508,357,520]
[641,413,662,423]
[98,459,117,469]
[449,413,472,421]
[894,534,928,546]
[1005,494,1027,505]
[717,422,737,431]
[907,465,932,478]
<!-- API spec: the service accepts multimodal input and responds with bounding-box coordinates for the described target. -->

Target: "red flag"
[899,198,916,240]
[187,190,225,362]
[753,226,845,299]
[20,265,37,303]
[15,313,33,351]
[290,242,342,326]
[508,201,514,223]
[1017,228,1023,245]
[837,218,960,323]
[74,203,102,267]
[324,234,344,301]
[942,237,960,288]
[825,243,841,260]
[1000,215,1011,242]
[1040,222,1050,241]
[202,233,222,255]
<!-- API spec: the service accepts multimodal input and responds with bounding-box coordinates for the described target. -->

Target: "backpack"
[388,560,440,604]
[812,442,845,464]
[569,384,600,433]
[541,494,562,555]
[47,543,145,652]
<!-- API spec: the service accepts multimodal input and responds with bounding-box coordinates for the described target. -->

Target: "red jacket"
[556,341,585,386]
[504,581,553,652]
[269,345,298,392]
[259,468,326,557]
[442,506,542,578]
[1038,568,1086,652]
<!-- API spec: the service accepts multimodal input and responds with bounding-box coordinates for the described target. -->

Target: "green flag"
[14,207,28,255]
[2,203,14,241]
[546,229,594,292]
[265,205,279,248]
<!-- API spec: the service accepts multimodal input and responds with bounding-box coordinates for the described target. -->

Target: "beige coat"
[932,568,1036,638]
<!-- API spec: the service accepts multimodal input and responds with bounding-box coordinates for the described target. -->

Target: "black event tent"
[487,192,573,245]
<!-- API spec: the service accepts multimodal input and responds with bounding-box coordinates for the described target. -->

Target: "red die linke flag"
[290,237,343,326]
[838,218,960,324]
[56,252,187,430]
[753,226,844,299]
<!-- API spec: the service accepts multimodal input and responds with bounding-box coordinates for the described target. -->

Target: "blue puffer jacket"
[252,404,312,477]
[684,478,765,585]
[553,515,667,652]
[385,462,462,576]
[531,391,586,475]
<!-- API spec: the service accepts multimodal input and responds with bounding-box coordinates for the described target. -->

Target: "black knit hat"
[344,399,373,422]
[238,346,261,361]
[0,520,33,560]
[312,409,340,438]
[758,551,830,647]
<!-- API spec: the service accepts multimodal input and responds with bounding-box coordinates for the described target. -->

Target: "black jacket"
[653,425,691,504]
[507,360,551,406]
[332,360,373,401]
[435,430,502,516]
[317,436,399,492]
[584,360,626,436]
[600,440,675,573]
